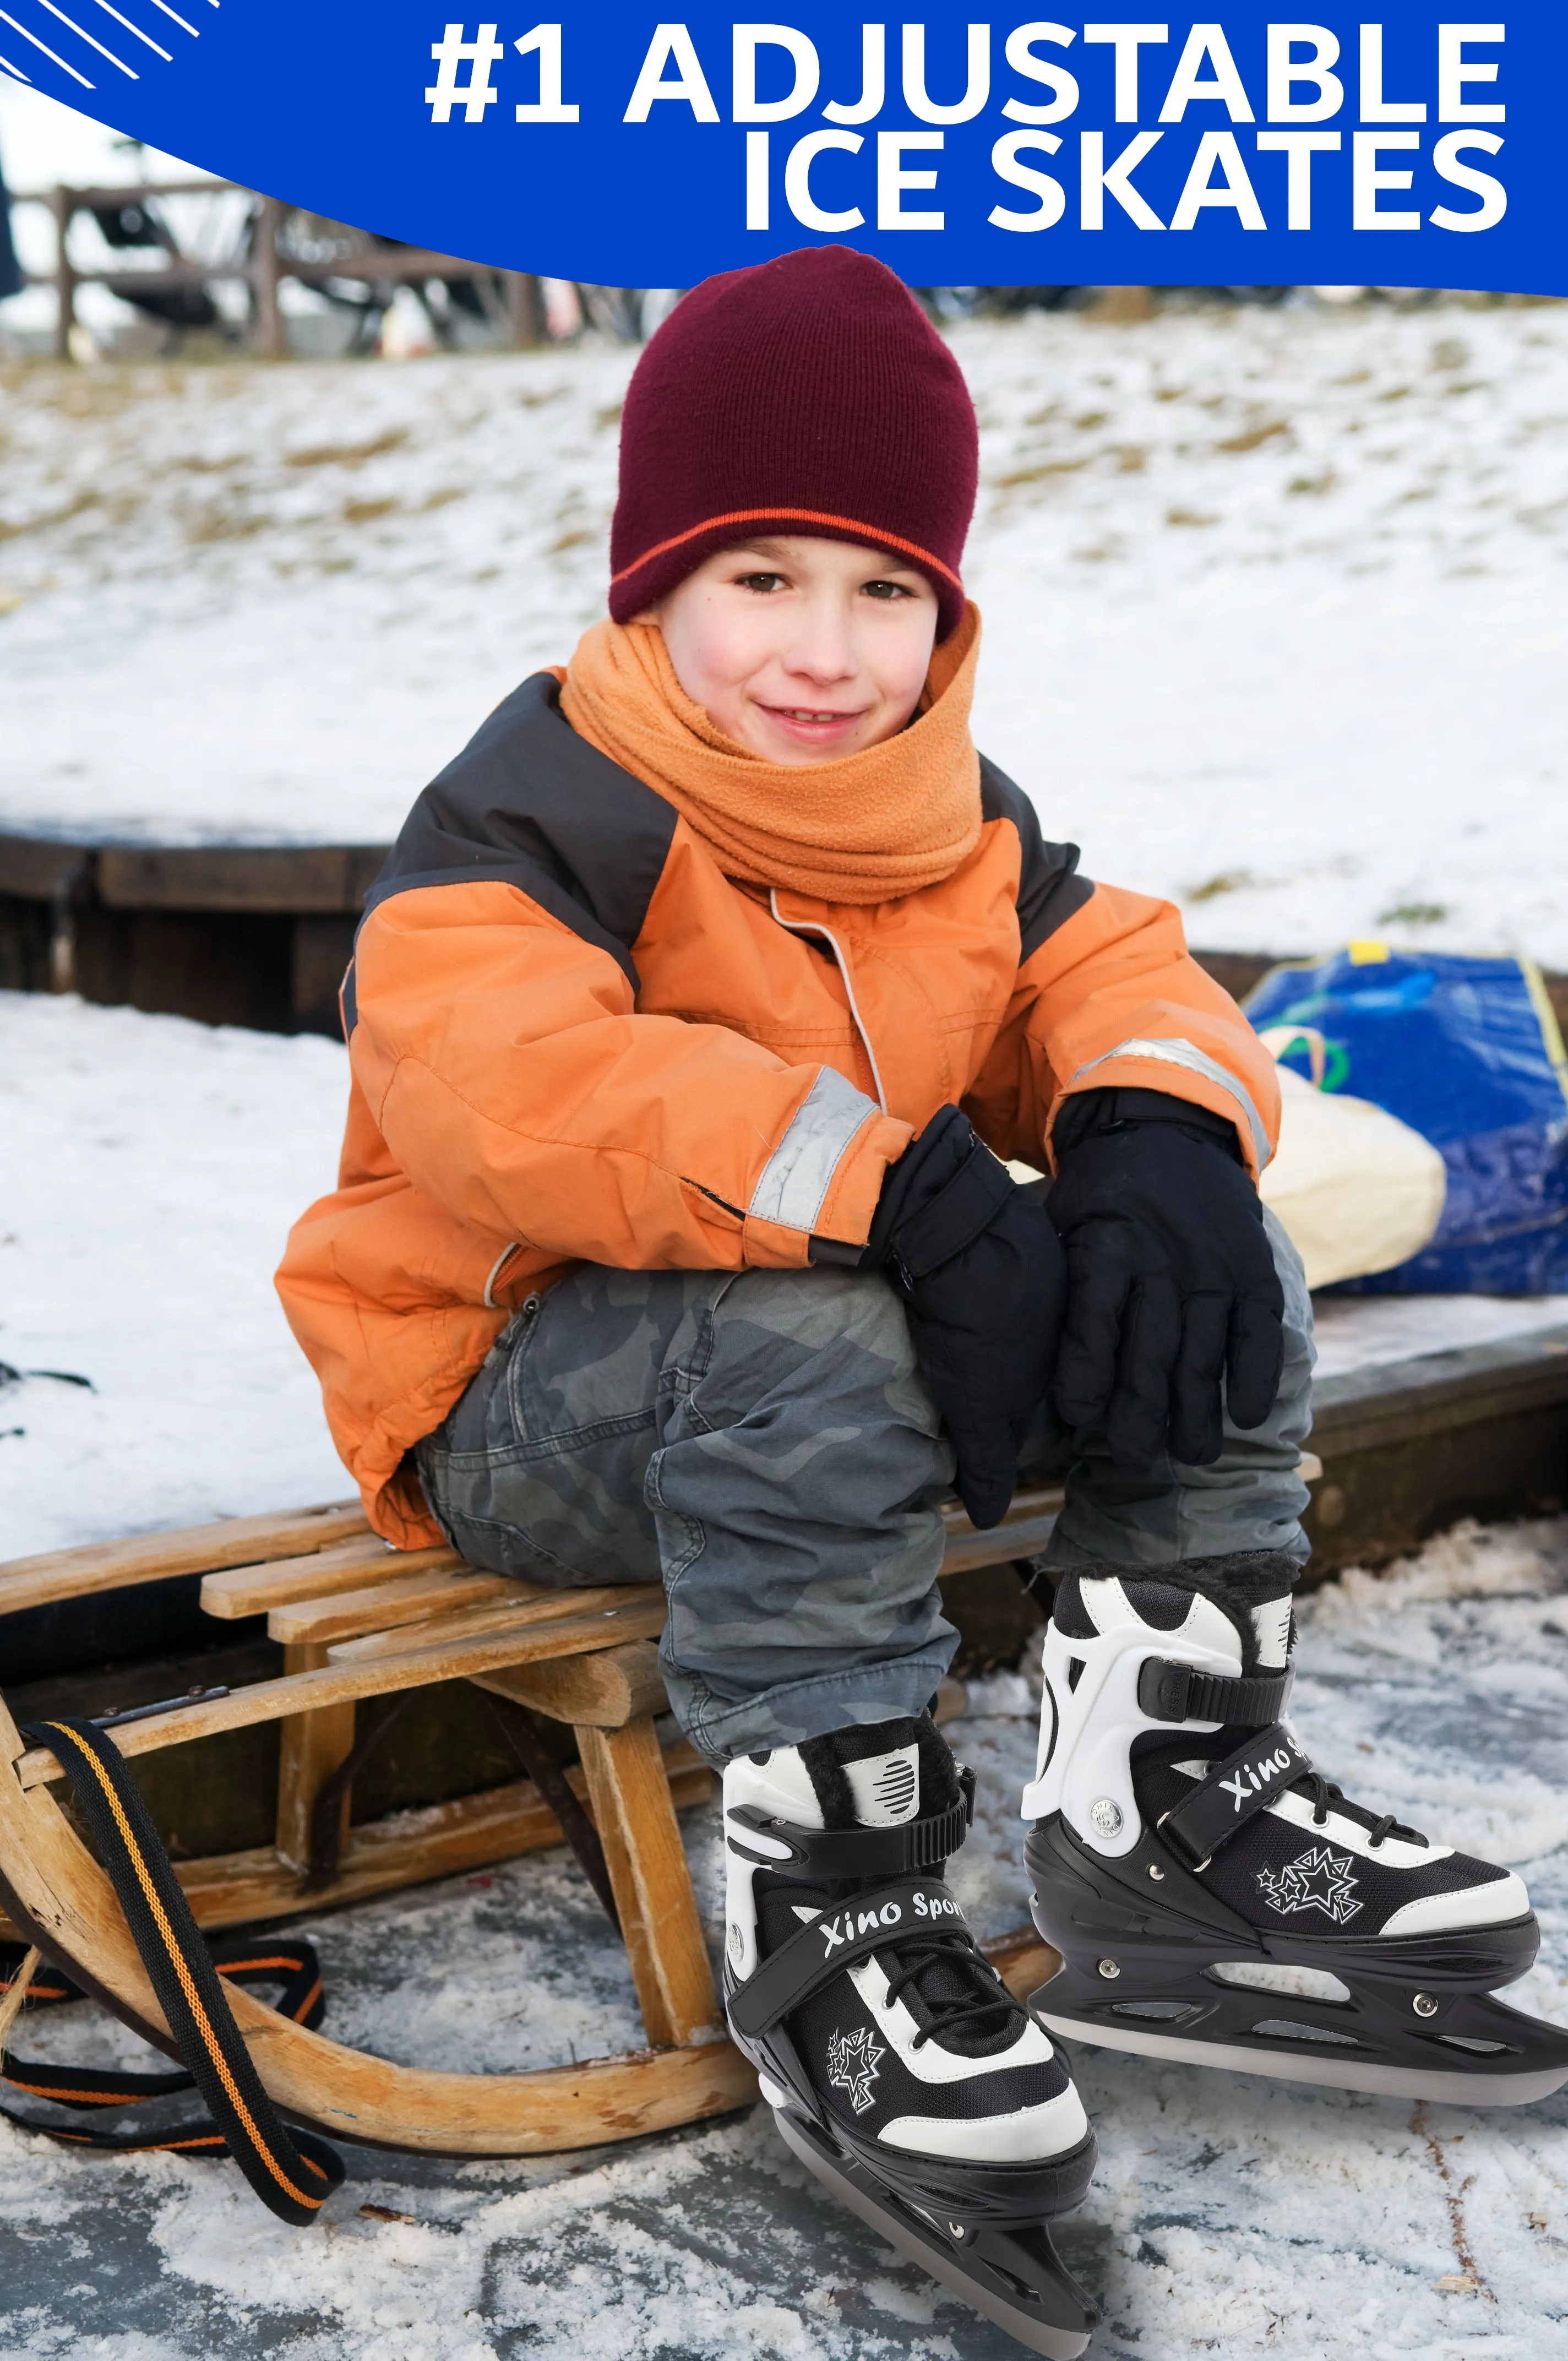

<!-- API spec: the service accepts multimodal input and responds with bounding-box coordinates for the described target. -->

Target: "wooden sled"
[0,1486,1075,2159]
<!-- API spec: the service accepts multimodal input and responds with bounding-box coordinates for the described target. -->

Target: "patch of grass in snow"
[184,502,273,545]
[1378,900,1450,925]
[286,428,410,469]
[994,455,1090,491]
[1188,868,1257,902]
[1216,418,1292,453]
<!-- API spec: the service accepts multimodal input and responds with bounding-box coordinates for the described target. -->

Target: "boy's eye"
[736,571,787,593]
[862,578,912,600]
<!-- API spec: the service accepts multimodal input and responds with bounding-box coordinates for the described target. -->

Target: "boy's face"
[646,534,941,765]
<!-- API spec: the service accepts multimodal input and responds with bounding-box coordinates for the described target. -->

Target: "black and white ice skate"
[1023,1564,1568,2106]
[723,1715,1099,2358]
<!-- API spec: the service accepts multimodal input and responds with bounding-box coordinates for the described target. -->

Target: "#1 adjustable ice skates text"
[1023,1559,1568,2105]
[723,1713,1100,2358]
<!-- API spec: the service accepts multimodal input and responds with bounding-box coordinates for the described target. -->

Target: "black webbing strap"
[1,1935,325,2152]
[1158,1722,1313,1870]
[16,1718,344,2221]
[725,1765,976,1880]
[1137,1657,1293,1727]
[727,1874,982,2042]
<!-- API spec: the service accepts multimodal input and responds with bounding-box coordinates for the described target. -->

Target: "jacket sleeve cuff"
[739,1075,911,1266]
[1045,1038,1274,1180]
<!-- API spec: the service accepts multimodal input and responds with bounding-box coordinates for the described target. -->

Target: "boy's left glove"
[860,1106,1065,1532]
[1049,1087,1284,1471]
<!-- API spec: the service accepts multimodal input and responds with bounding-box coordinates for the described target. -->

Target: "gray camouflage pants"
[415,1207,1314,1766]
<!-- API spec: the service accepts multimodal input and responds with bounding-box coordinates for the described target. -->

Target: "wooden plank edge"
[202,1538,462,1620]
[14,1600,669,1786]
[2,1502,368,1618]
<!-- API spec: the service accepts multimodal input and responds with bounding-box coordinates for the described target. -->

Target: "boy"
[280,247,1558,2356]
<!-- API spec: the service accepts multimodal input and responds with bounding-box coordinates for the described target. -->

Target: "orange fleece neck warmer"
[558,605,983,906]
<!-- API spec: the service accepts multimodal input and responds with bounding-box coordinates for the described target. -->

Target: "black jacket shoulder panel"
[978,754,1095,964]
[363,673,679,990]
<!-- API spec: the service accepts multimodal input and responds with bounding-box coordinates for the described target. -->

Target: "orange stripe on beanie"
[608,247,978,640]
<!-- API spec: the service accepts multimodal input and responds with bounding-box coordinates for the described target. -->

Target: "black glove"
[1048,1087,1283,1470]
[862,1106,1065,1531]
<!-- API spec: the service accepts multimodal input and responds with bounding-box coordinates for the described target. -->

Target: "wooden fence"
[10,179,547,358]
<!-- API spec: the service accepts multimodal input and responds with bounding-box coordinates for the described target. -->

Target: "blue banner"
[0,7,1556,291]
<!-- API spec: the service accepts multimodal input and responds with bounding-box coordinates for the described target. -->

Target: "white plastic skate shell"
[1021,1576,1242,1854]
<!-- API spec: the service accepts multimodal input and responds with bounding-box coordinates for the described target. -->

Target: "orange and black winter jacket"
[277,674,1280,1545]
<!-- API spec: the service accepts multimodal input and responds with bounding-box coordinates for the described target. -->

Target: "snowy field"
[1,296,1566,964]
[2,1514,1566,2360]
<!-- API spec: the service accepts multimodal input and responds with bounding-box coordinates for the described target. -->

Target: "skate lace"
[878,1932,1024,2049]
[1300,1771,1427,1851]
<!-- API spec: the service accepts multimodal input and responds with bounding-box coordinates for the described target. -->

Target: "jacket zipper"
[768,889,888,1113]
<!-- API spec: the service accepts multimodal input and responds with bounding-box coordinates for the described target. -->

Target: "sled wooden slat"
[200,1537,461,1619]
[267,1565,522,1646]
[578,1718,721,2048]
[0,1745,718,1944]
[939,1483,1064,1574]
[473,1641,671,1730]
[15,1596,668,1788]
[324,1584,663,1663]
[987,1924,1062,2004]
[0,1501,368,1619]
[275,1640,356,1871]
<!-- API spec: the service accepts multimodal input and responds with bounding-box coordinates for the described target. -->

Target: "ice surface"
[3,301,1567,965]
[1,1516,1565,2358]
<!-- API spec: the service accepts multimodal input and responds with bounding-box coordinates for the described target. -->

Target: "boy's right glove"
[862,1106,1065,1531]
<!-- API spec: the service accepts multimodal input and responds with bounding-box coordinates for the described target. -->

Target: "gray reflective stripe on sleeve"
[748,1067,881,1232]
[1067,1036,1273,1170]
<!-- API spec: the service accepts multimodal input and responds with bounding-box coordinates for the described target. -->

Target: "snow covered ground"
[2,295,1567,963]
[2,1513,1566,2360]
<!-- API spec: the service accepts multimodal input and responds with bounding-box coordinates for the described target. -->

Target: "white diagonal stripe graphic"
[88,0,171,56]
[141,0,198,34]
[35,0,136,73]
[0,5,94,80]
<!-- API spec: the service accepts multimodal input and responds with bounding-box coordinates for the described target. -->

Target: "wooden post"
[253,194,285,358]
[51,188,77,362]
[576,1718,720,2048]
[275,1640,356,1871]
[503,270,546,350]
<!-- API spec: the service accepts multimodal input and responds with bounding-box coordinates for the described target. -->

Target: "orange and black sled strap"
[1,1935,324,2151]
[9,1717,344,2222]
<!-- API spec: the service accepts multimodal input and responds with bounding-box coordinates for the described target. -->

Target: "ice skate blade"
[1036,2011,1568,2108]
[771,2107,1096,2360]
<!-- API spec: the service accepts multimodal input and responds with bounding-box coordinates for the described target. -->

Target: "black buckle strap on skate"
[1137,1657,1293,1728]
[727,1874,984,2042]
[1158,1722,1313,1872]
[16,1718,344,2222]
[725,1765,975,1880]
[1,1935,326,2156]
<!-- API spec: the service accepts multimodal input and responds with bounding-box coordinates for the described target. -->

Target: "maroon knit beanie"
[609,247,977,641]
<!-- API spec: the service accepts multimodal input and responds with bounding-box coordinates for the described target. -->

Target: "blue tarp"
[1245,946,1568,1294]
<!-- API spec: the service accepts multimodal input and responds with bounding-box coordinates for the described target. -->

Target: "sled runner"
[0,1489,1064,2168]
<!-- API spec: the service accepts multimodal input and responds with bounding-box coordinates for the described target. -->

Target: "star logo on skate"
[826,2025,884,2115]
[1256,1843,1363,1925]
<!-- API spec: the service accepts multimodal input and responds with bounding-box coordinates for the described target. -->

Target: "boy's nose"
[780,600,859,684]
